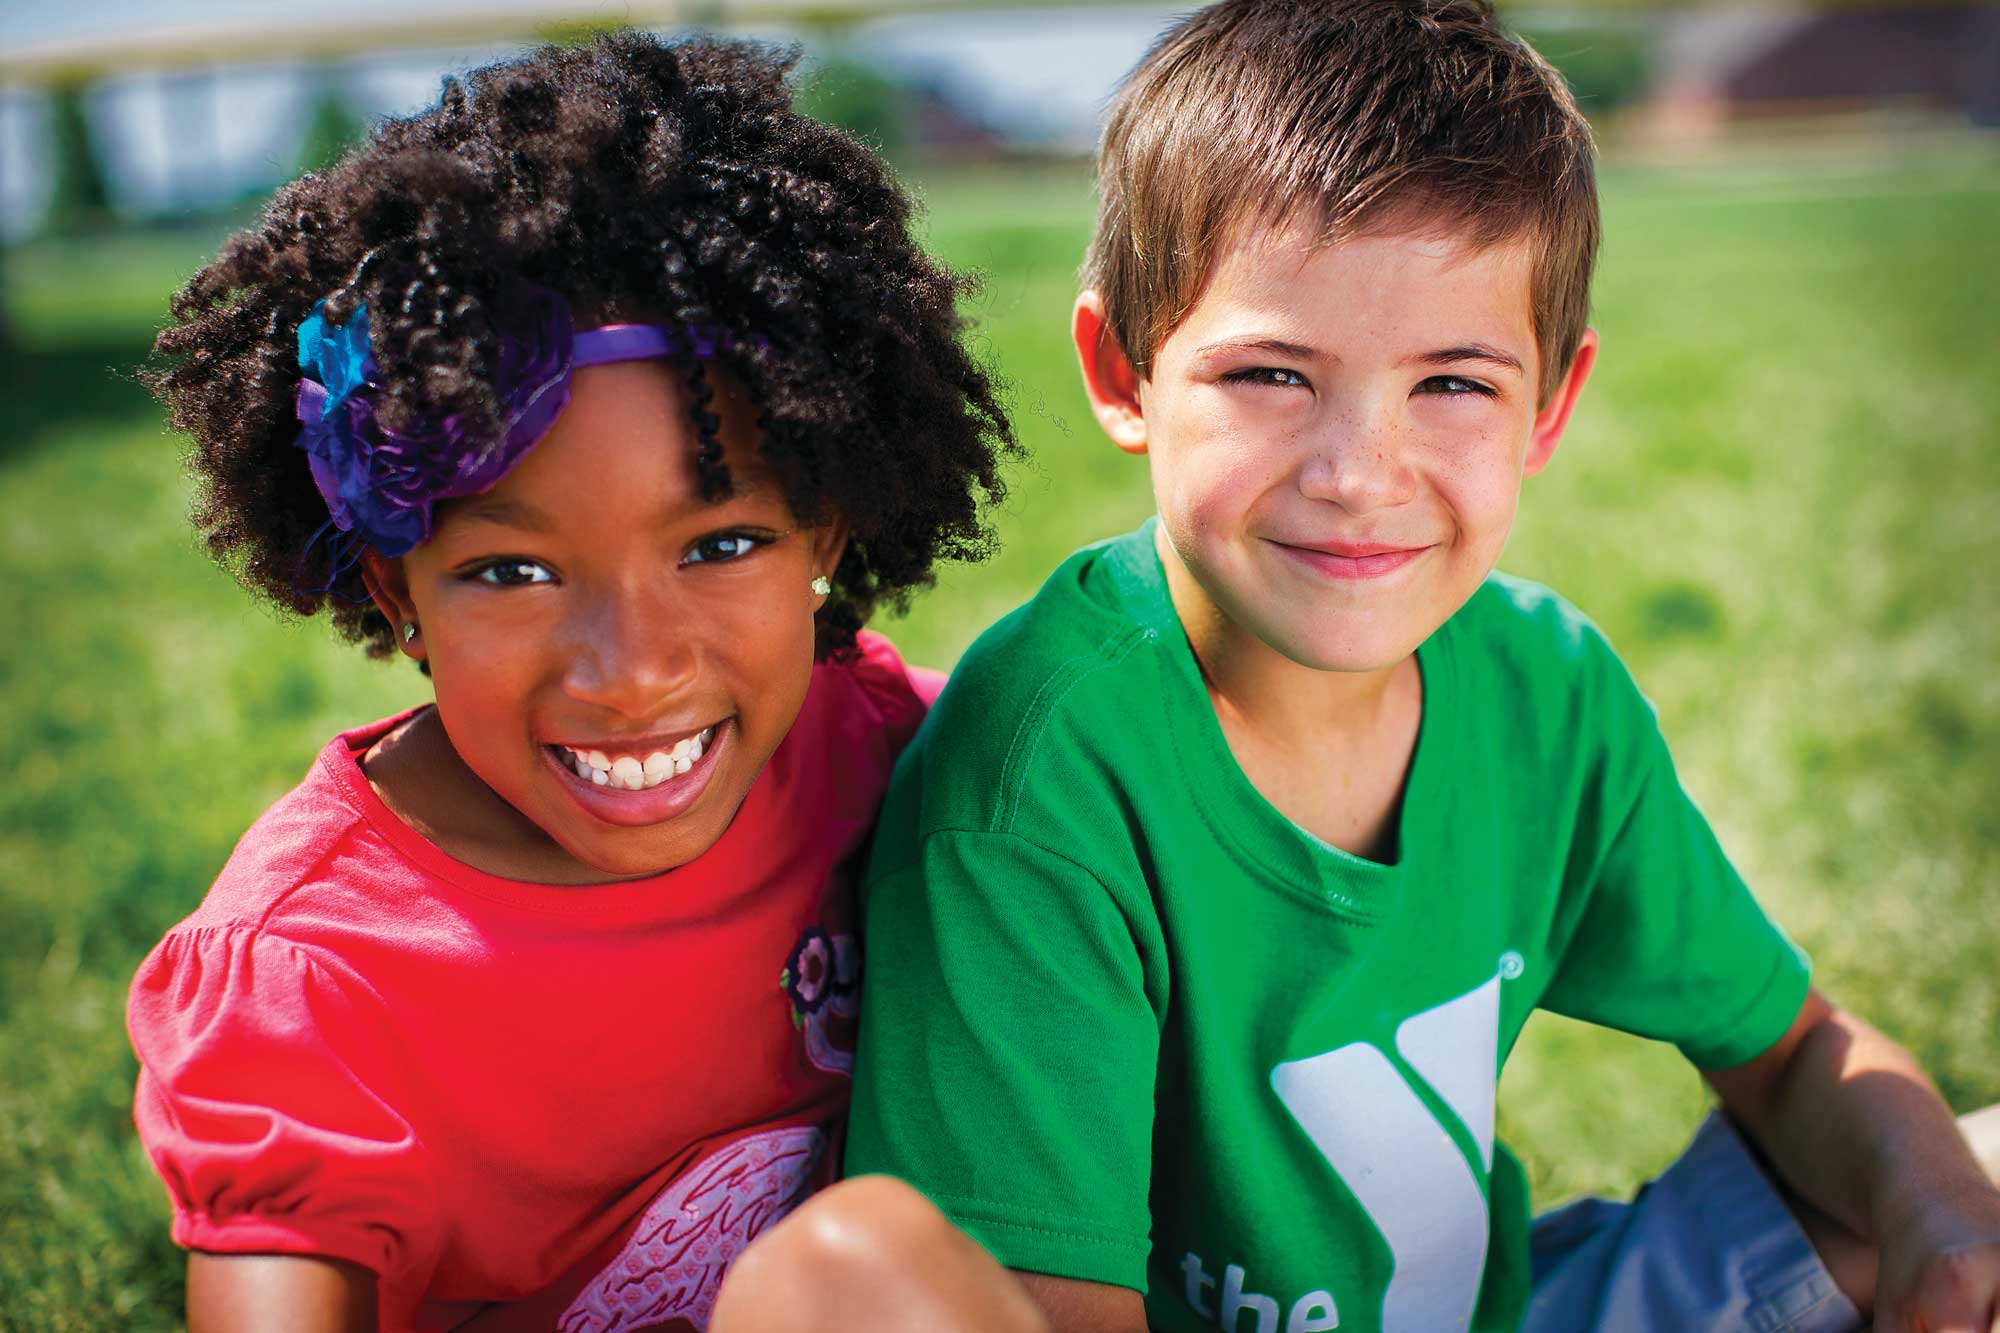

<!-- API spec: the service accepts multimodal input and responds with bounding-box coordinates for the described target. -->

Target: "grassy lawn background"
[3,149,1996,1327]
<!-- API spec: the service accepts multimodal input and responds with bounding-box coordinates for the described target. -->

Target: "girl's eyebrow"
[451,495,554,532]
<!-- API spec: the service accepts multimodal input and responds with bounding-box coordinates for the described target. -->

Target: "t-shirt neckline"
[1101,519,1455,922]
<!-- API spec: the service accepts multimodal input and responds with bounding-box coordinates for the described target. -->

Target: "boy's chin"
[1276,635,1420,677]
[1248,609,1430,677]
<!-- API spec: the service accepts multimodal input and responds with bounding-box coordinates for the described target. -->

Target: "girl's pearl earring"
[402,621,419,644]
[809,576,831,596]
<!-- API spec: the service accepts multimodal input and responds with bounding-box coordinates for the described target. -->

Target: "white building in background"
[0,0,1179,239]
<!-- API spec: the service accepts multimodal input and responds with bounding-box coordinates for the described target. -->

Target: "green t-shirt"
[846,521,1809,1333]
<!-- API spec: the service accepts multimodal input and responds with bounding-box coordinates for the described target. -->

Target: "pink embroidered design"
[556,1125,826,1332]
[781,929,859,1076]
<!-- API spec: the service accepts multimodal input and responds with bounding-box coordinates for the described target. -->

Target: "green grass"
[4,151,1999,1327]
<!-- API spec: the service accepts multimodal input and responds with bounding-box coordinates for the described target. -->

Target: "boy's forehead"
[1171,210,1538,356]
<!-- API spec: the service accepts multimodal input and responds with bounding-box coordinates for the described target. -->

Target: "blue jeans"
[1524,1113,1863,1333]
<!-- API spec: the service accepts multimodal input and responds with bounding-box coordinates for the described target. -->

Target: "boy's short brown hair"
[1084,0,1599,404]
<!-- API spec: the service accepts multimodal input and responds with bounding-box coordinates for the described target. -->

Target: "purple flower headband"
[292,282,741,581]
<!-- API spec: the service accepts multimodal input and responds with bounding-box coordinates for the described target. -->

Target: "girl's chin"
[555,831,711,881]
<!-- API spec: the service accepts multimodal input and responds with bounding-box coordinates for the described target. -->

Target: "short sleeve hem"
[170,1210,393,1277]
[1676,940,1812,1071]
[932,1195,1151,1293]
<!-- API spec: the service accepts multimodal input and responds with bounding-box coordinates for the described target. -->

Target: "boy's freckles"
[1139,218,1550,676]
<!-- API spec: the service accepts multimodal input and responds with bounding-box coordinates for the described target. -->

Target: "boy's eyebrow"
[1408,344,1526,375]
[449,495,554,532]
[1191,337,1526,378]
[1193,336,1322,361]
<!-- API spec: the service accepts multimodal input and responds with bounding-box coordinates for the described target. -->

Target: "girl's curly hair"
[148,32,1015,659]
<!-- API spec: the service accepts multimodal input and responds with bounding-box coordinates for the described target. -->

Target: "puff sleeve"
[126,924,436,1281]
[848,630,944,752]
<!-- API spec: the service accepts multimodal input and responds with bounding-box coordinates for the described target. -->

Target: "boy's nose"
[559,582,700,719]
[1298,410,1418,515]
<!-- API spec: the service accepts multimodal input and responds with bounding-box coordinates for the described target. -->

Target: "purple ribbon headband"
[293,282,740,564]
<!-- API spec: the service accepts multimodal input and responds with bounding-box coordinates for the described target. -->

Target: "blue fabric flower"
[287,285,741,581]
[296,300,374,413]
[290,287,576,559]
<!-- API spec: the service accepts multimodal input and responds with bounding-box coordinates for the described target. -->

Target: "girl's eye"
[682,532,772,566]
[1224,366,1310,389]
[1416,375,1497,398]
[468,559,555,587]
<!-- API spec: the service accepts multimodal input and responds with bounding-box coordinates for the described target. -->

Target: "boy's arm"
[1012,1272,1148,1333]
[187,1252,376,1333]
[1704,986,2000,1330]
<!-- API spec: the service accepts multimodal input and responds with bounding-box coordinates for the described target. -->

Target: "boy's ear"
[358,548,425,662]
[1073,291,1149,455]
[1524,327,1598,478]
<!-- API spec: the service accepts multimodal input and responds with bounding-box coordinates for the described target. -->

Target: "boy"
[844,2,2000,1331]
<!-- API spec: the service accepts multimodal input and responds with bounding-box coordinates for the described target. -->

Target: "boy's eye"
[1224,367,1310,389]
[682,532,772,566]
[467,559,556,587]
[1416,375,1496,398]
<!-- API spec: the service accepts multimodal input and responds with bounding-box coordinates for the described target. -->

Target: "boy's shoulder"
[893,527,1173,827]
[1443,572,1668,791]
[1454,570,1615,666]
[1450,571,1641,698]
[939,526,1165,707]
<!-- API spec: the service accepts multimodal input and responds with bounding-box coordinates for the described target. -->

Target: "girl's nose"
[1297,404,1418,515]
[559,582,699,720]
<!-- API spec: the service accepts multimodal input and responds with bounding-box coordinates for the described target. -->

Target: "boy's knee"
[714,1175,1046,1332]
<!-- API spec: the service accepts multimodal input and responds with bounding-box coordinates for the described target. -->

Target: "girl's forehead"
[437,362,789,535]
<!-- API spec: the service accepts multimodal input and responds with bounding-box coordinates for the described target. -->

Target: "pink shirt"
[128,632,937,1331]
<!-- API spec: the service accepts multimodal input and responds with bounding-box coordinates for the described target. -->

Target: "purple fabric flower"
[783,928,835,1016]
[290,286,751,581]
[293,284,576,558]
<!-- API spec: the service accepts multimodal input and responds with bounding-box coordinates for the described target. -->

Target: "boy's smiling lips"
[1269,536,1436,581]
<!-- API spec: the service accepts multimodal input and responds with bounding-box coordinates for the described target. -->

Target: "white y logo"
[1269,974,1501,1332]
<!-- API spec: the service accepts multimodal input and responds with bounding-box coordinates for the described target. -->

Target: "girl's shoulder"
[754,632,939,839]
[808,630,942,761]
[180,711,432,937]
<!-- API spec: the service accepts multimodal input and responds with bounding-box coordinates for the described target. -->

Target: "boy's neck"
[1159,528,1412,743]
[1159,528,1423,862]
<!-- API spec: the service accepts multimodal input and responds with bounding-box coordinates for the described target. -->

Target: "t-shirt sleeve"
[1536,652,1810,1071]
[847,630,942,754]
[126,924,435,1279]
[845,829,1161,1291]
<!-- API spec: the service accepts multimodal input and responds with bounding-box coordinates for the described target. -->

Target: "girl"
[128,33,1032,1333]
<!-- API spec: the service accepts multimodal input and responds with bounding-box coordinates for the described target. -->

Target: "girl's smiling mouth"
[553,726,718,789]
[541,720,730,828]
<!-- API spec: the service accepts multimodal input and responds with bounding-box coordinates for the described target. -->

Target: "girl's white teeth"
[561,727,717,791]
